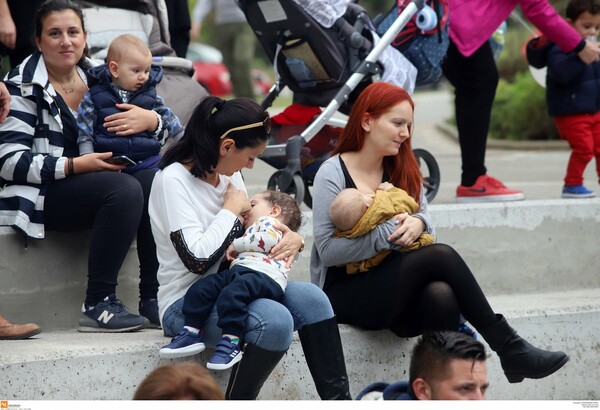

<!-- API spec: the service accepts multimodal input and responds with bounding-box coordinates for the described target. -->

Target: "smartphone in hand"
[104,155,137,167]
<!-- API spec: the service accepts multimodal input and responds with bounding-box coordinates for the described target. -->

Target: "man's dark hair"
[409,331,487,385]
[566,0,600,21]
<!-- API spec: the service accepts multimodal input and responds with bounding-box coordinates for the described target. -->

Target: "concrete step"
[296,197,600,290]
[1,198,599,330]
[1,288,599,400]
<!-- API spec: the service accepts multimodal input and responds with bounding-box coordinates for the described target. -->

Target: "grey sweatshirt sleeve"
[412,187,437,239]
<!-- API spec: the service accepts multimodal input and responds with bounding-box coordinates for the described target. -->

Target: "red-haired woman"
[310,81,568,384]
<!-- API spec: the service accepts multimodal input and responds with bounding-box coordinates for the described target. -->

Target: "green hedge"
[487,20,561,141]
[490,71,559,140]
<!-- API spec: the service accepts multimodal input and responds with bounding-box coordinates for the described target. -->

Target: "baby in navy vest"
[76,34,184,173]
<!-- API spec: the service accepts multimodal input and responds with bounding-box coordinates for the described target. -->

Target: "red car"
[187,42,272,97]
[187,42,233,97]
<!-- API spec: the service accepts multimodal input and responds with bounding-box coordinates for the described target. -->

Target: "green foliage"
[486,12,565,141]
[496,26,531,81]
[490,72,559,141]
[358,0,391,15]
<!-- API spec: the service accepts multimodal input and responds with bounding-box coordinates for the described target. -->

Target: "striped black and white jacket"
[0,52,90,239]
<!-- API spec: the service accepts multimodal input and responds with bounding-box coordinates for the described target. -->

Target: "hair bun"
[211,99,226,115]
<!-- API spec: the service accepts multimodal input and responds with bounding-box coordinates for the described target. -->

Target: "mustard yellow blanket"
[333,187,435,274]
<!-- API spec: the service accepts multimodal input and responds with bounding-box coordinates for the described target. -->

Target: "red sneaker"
[456,175,525,203]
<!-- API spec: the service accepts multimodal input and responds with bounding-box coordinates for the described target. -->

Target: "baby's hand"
[225,244,238,261]
[378,182,395,191]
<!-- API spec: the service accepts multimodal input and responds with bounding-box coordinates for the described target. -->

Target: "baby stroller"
[239,0,441,207]
[75,0,207,126]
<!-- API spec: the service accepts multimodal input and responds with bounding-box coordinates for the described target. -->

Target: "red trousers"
[554,113,600,186]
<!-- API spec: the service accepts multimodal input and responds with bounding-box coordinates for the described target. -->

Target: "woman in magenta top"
[443,0,600,203]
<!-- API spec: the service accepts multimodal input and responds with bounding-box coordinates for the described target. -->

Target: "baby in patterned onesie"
[159,190,302,370]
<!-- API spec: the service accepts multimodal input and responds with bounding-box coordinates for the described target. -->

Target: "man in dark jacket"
[357,331,488,400]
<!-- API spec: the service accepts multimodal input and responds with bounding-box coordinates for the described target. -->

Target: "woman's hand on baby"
[104,104,158,136]
[73,152,126,174]
[223,183,250,217]
[387,213,425,247]
[270,223,302,268]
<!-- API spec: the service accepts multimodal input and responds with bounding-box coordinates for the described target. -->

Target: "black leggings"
[43,169,158,306]
[442,40,499,187]
[323,244,498,337]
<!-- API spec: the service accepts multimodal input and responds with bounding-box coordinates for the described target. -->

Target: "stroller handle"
[299,0,422,142]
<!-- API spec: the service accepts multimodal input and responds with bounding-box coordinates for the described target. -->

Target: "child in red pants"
[546,0,600,198]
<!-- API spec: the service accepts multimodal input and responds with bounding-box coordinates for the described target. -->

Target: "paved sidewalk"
[248,87,596,205]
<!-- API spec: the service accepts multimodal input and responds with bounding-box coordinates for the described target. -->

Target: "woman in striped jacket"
[0,0,163,332]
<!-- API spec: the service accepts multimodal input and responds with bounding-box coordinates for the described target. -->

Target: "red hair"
[133,362,224,400]
[332,82,422,202]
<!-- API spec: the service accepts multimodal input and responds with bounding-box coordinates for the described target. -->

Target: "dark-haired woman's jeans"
[162,281,334,351]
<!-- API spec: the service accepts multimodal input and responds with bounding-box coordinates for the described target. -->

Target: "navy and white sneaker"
[159,329,206,359]
[207,336,243,370]
[78,294,147,333]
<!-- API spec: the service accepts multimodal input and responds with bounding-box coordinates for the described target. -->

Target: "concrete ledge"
[299,198,600,294]
[0,228,142,331]
[1,288,599,400]
[2,199,599,330]
[429,199,600,295]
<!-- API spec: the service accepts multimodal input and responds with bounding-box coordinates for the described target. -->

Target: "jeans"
[183,265,284,337]
[162,281,334,351]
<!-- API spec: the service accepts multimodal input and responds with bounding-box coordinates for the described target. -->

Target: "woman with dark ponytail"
[149,96,351,400]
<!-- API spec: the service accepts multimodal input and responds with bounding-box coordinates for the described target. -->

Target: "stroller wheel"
[267,171,305,207]
[413,148,441,203]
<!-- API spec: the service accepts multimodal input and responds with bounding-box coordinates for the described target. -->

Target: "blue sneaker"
[139,299,161,329]
[78,293,147,333]
[562,185,595,198]
[159,329,206,359]
[207,336,243,370]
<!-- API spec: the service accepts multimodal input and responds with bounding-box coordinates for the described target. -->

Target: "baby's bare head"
[330,188,372,231]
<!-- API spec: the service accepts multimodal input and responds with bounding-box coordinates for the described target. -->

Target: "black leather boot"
[479,314,569,383]
[298,317,352,399]
[225,342,287,400]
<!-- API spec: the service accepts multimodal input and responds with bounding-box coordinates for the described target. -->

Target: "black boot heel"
[505,374,525,384]
[504,353,569,384]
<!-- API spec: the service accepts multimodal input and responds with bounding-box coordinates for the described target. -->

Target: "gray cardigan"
[310,155,437,288]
